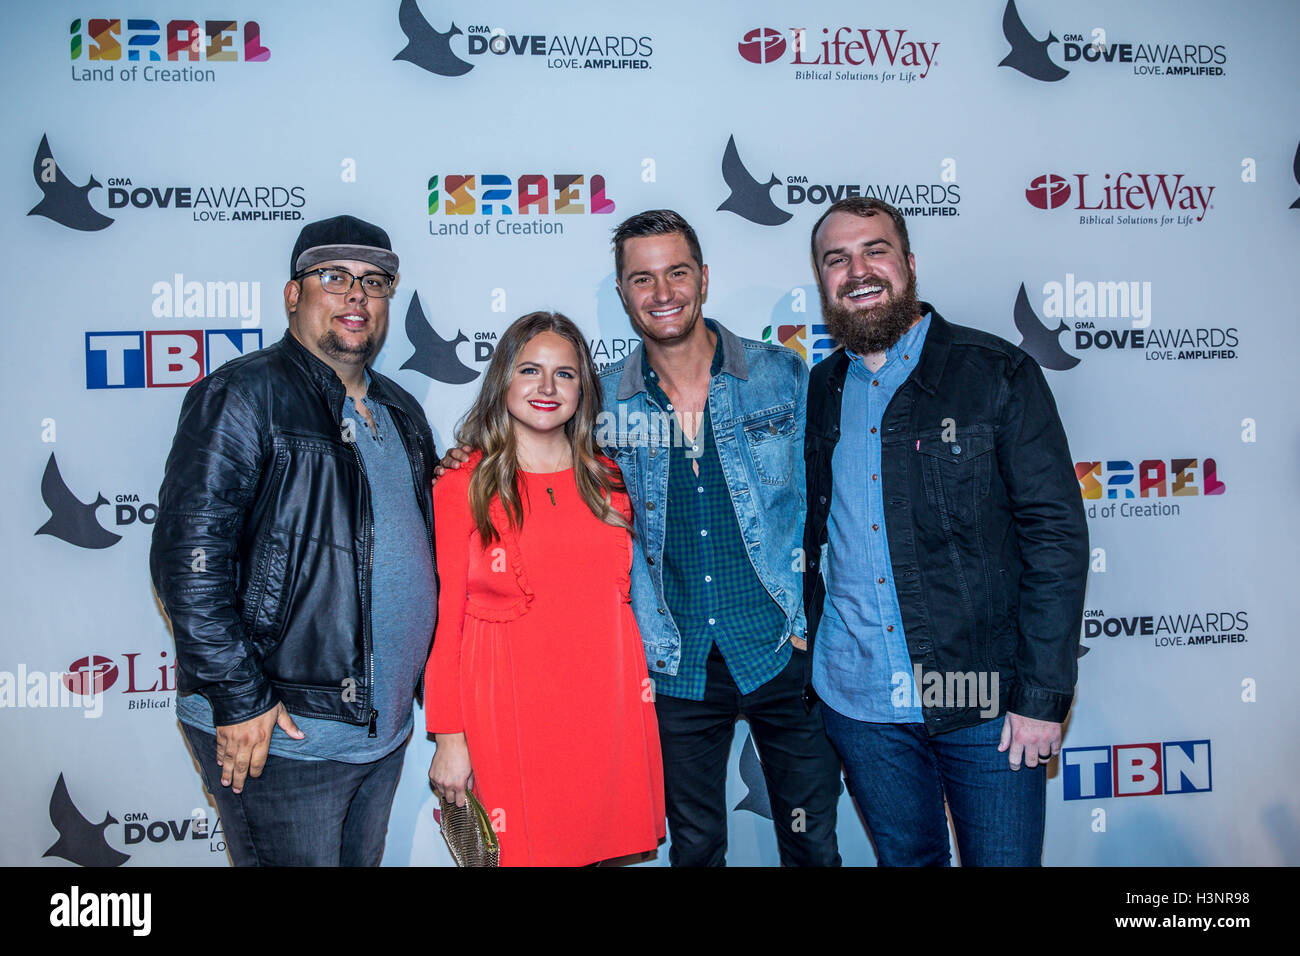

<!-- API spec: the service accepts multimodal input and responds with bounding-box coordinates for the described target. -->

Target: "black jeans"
[653,646,842,866]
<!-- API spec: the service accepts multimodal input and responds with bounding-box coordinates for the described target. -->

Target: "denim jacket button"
[951,444,962,455]
[647,501,656,510]
[656,660,666,668]
[647,557,655,566]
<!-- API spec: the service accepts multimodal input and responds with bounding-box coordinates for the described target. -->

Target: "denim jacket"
[598,320,808,677]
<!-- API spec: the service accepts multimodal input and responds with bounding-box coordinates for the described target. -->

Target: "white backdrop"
[3,0,1298,866]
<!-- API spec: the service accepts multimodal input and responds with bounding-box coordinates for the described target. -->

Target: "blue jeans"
[821,709,1045,866]
[181,723,407,866]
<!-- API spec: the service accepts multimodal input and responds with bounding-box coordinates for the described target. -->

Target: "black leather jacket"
[803,307,1088,735]
[150,331,437,728]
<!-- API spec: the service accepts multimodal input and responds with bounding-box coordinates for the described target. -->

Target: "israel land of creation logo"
[395,0,652,76]
[426,172,615,239]
[762,323,836,367]
[69,17,270,84]
[1081,608,1248,652]
[1075,457,1224,519]
[1010,277,1237,372]
[1025,170,1214,226]
[998,0,1225,83]
[718,134,959,227]
[738,24,939,83]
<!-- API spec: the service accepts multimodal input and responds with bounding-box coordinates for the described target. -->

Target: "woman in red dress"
[426,311,665,866]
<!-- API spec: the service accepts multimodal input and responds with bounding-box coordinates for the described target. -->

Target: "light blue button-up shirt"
[813,314,931,722]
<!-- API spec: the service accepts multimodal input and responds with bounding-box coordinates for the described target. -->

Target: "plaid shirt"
[642,342,790,701]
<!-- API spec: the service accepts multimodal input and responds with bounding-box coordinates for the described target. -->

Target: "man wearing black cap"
[151,215,438,866]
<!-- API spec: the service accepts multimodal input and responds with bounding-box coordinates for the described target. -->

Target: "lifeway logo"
[35,453,160,549]
[395,0,652,76]
[1011,276,1238,372]
[1082,608,1248,651]
[738,25,939,81]
[1063,740,1212,800]
[718,134,960,227]
[999,0,1225,82]
[1026,171,1214,224]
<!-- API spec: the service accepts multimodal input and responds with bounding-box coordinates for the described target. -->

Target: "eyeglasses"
[295,268,394,298]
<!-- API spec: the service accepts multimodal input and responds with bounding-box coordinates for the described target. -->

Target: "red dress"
[425,453,665,866]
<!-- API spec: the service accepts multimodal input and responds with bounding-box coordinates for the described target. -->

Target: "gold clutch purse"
[438,791,500,867]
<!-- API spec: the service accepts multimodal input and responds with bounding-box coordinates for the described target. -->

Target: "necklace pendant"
[546,487,556,506]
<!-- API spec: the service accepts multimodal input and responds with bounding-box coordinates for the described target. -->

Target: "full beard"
[318,330,377,366]
[820,272,921,355]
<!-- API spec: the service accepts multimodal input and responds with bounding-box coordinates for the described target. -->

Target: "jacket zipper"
[348,436,378,737]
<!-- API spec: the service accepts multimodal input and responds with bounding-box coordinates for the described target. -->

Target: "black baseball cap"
[291,214,398,276]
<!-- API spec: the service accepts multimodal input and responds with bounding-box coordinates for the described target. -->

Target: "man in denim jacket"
[803,198,1088,865]
[599,210,841,866]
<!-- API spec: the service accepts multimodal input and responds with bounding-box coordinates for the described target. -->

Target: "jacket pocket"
[743,410,797,485]
[916,426,994,528]
[247,539,289,655]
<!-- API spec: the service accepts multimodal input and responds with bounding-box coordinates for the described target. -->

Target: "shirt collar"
[620,318,746,400]
[845,309,932,378]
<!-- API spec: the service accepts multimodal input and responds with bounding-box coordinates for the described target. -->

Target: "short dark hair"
[810,197,911,268]
[612,209,704,281]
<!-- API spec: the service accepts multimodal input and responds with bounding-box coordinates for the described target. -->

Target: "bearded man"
[802,198,1088,866]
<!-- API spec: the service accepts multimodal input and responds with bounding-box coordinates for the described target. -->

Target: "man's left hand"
[998,712,1061,770]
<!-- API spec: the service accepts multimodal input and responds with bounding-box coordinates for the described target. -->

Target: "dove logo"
[1012,283,1078,371]
[1025,173,1071,210]
[998,0,1068,82]
[1062,740,1212,800]
[734,733,773,819]
[717,135,791,226]
[393,0,473,76]
[399,292,482,384]
[738,27,786,64]
[44,774,130,867]
[35,454,122,550]
[27,134,114,232]
[1291,139,1300,210]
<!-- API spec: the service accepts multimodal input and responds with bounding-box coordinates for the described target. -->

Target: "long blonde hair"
[456,311,628,543]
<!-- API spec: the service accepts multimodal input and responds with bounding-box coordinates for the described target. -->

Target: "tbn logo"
[85,330,262,389]
[1063,740,1212,799]
[1075,459,1225,499]
[69,18,270,62]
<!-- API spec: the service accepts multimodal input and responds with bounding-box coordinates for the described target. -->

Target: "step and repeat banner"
[2,0,1297,867]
